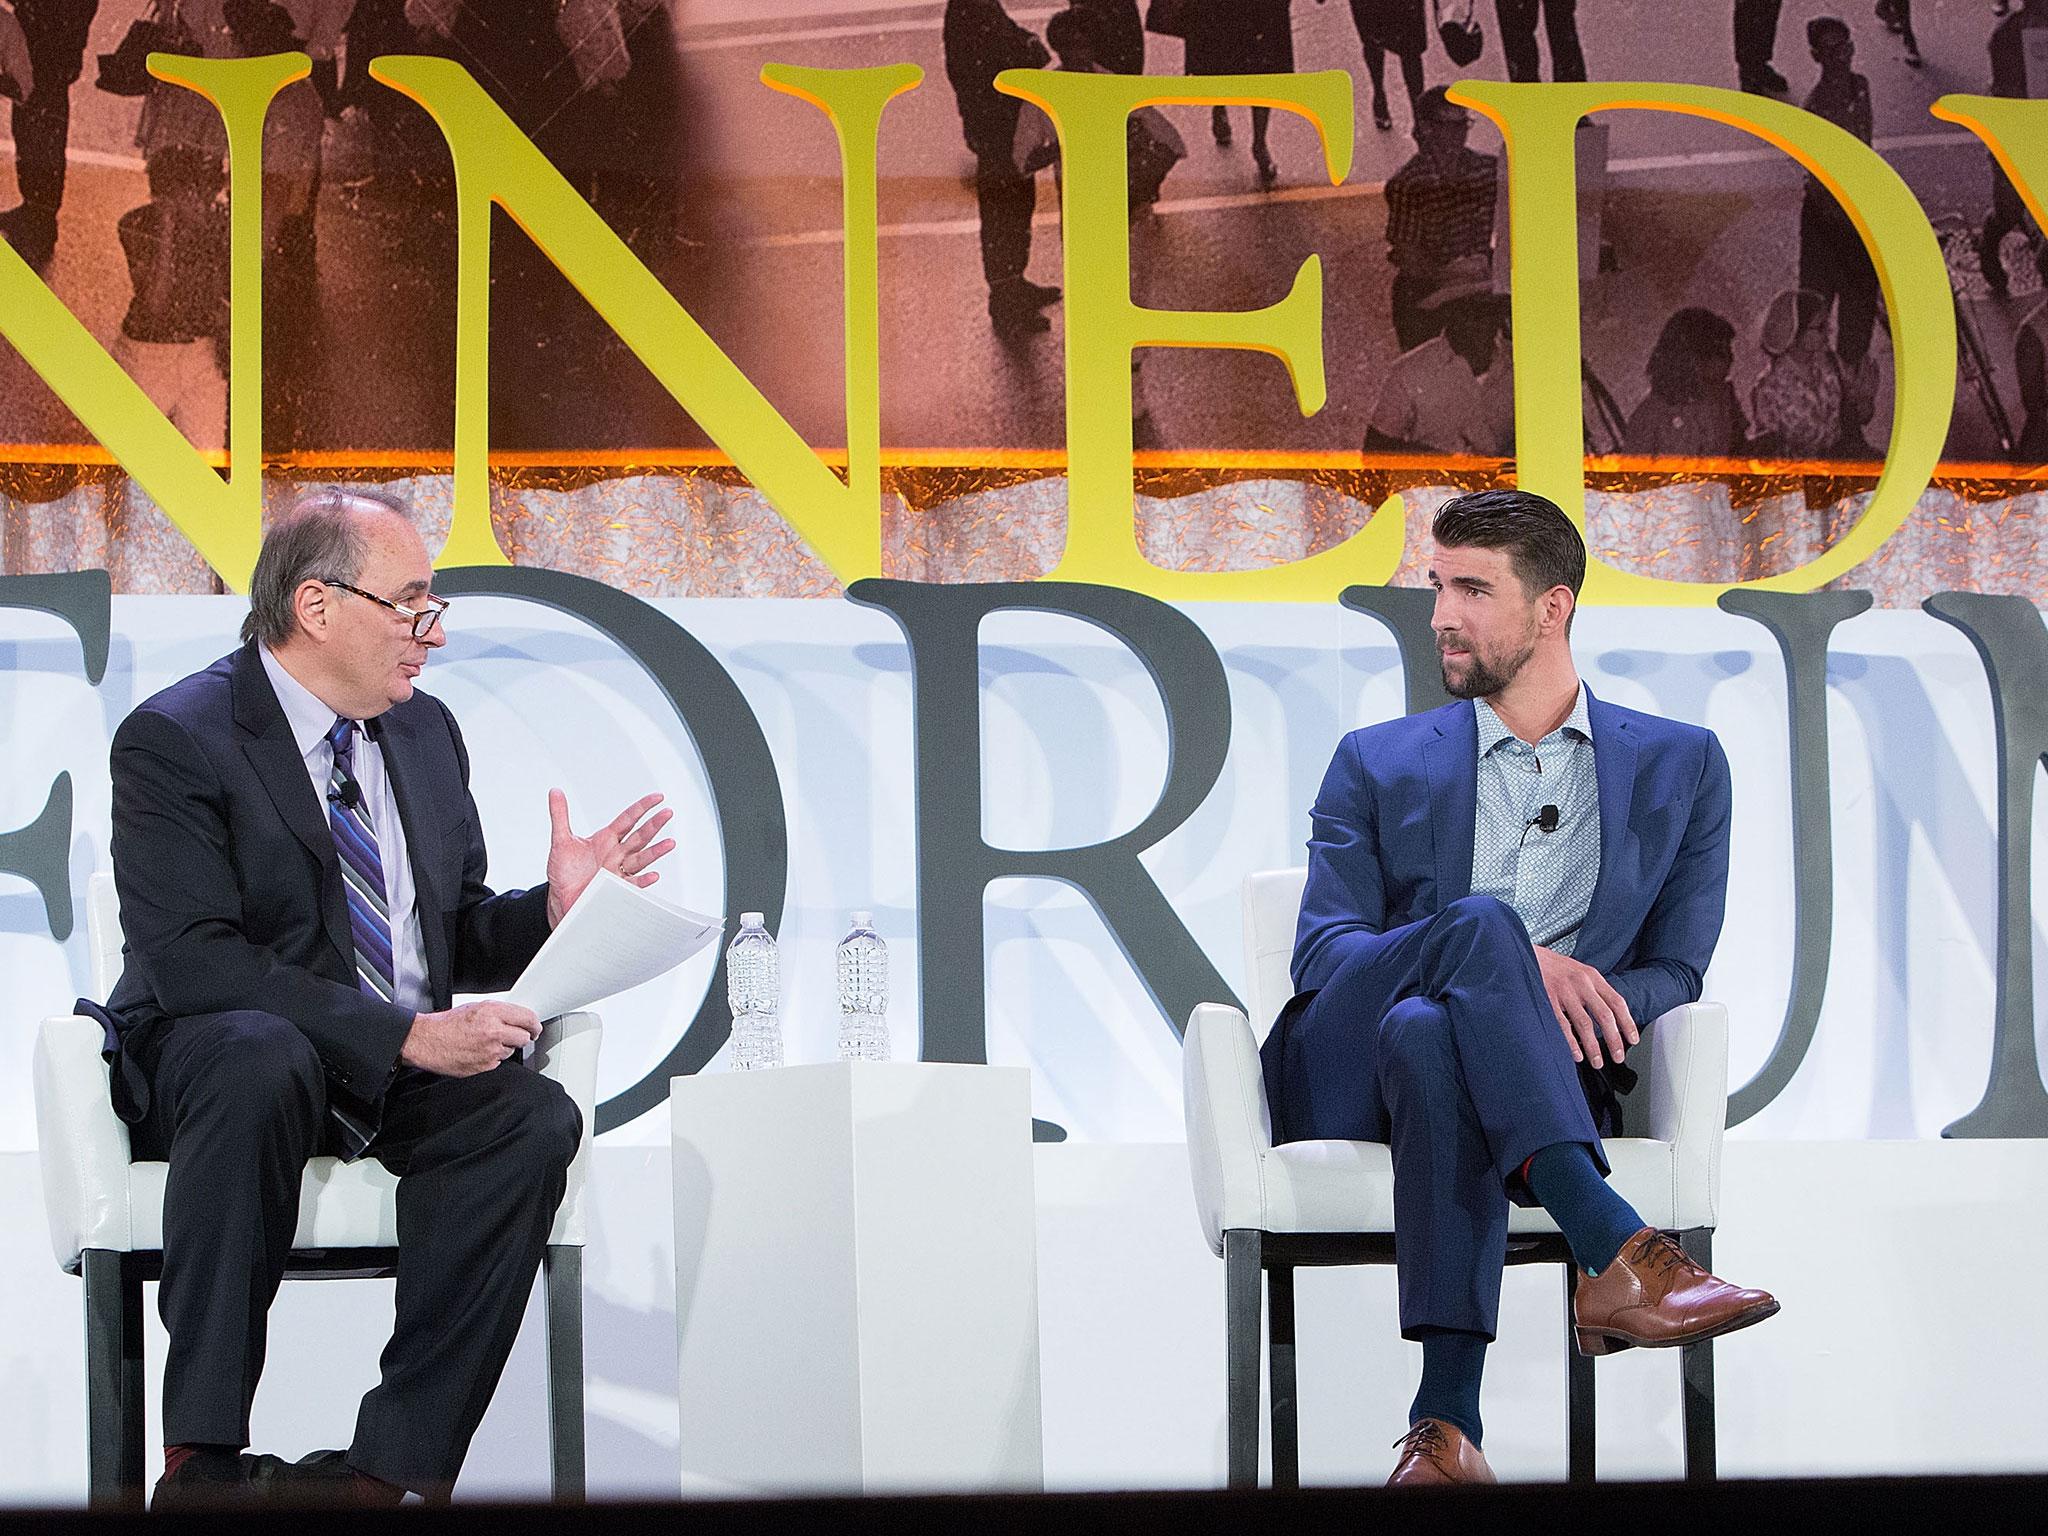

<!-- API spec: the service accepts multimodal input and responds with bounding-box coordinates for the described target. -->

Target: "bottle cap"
[739,912,765,928]
[850,911,873,930]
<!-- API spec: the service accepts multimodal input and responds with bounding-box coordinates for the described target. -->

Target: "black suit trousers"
[136,1010,581,1492]
[973,154,1037,295]
[9,0,99,213]
[1494,0,1585,84]
[1733,0,1781,78]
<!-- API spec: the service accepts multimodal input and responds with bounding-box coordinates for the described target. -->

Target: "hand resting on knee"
[1531,947,1636,1069]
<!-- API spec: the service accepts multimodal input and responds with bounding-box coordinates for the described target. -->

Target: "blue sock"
[1409,1328,1487,1447]
[1525,1141,1645,1276]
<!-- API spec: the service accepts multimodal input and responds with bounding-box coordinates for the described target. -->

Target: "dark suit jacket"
[1264,688,1734,1131]
[1073,0,1146,74]
[95,642,553,1152]
[944,0,1052,161]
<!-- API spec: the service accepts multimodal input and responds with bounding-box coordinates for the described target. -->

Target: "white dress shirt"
[260,645,432,1016]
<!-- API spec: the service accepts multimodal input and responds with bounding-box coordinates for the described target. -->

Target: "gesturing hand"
[401,1000,541,1077]
[1531,946,1638,1070]
[545,789,676,927]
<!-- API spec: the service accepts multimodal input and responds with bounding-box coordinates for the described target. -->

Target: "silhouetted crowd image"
[3,1,2048,543]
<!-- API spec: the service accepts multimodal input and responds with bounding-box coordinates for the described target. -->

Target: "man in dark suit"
[1494,0,1585,83]
[1262,489,1777,1486]
[1066,0,1144,74]
[0,0,100,271]
[943,0,1061,339]
[100,489,675,1507]
[1733,0,1788,93]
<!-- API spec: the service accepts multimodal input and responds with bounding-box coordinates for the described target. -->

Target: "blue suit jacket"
[1263,688,1733,1134]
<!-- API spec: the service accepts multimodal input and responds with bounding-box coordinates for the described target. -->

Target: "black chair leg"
[82,1250,145,1510]
[1678,1229,1718,1483]
[1267,1262,1299,1491]
[543,1245,586,1504]
[1223,1230,1263,1490]
[1564,1262,1596,1485]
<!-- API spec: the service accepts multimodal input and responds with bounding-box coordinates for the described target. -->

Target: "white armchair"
[31,873,602,1507]
[1185,869,1730,1488]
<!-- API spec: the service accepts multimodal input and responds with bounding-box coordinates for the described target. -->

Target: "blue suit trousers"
[1280,894,1604,1338]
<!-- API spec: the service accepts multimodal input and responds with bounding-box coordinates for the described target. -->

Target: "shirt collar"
[1474,685,1592,757]
[258,643,352,762]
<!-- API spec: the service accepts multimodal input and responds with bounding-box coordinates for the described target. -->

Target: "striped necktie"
[326,716,397,1004]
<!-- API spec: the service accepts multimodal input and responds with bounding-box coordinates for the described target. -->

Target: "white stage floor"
[3,1138,2044,1504]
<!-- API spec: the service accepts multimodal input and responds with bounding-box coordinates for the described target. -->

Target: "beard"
[1438,630,1537,700]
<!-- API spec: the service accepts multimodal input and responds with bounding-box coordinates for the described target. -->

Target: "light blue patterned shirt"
[1470,688,1601,956]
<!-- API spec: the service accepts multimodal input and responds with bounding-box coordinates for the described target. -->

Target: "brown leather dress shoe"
[1386,1418,1497,1486]
[1573,1227,1780,1356]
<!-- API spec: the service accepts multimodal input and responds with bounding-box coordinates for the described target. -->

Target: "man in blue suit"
[1262,489,1777,1485]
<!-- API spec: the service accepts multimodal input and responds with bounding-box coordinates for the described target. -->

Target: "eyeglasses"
[322,578,451,640]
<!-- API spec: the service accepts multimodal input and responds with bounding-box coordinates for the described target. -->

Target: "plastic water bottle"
[725,913,783,1070]
[835,911,890,1062]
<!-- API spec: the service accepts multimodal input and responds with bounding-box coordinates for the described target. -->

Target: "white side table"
[670,1061,1043,1495]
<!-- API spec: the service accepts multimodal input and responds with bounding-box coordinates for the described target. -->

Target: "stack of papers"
[502,868,723,1019]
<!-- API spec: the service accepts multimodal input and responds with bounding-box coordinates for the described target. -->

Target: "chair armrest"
[1643,1000,1728,1232]
[31,1015,135,1270]
[532,1010,601,1247]
[1183,1002,1273,1259]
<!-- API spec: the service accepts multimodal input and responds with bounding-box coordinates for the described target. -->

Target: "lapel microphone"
[330,714,376,811]
[1520,803,1561,846]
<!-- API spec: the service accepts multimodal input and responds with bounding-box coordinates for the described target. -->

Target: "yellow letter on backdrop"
[371,57,918,574]
[1933,95,2048,274]
[996,68,1403,600]
[0,52,305,592]
[1451,80,1954,603]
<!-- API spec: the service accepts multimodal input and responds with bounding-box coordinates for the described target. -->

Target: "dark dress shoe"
[989,276,1053,332]
[0,204,56,272]
[989,286,1053,342]
[1387,1418,1496,1486]
[1573,1227,1779,1355]
[246,1449,405,1507]
[151,1449,255,1512]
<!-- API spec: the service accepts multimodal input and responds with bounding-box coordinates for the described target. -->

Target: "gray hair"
[240,488,410,648]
